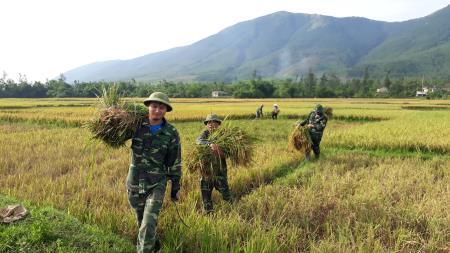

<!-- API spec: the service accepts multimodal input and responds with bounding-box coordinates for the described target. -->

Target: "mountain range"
[63,5,450,83]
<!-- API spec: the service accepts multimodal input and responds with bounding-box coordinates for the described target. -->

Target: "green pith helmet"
[203,114,222,125]
[315,104,323,113]
[143,92,172,112]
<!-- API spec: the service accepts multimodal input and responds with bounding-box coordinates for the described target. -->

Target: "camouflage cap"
[143,92,172,112]
[203,114,222,125]
[315,104,323,113]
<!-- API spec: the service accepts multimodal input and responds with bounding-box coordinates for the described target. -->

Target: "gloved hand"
[171,189,179,202]
[170,178,181,202]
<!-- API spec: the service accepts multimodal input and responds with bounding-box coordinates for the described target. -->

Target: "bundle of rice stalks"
[185,145,215,179]
[85,85,148,148]
[210,125,254,167]
[97,84,122,108]
[186,123,254,179]
[86,106,147,148]
[324,107,333,119]
[288,125,312,153]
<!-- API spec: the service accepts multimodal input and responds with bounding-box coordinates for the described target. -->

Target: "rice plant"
[1,97,450,252]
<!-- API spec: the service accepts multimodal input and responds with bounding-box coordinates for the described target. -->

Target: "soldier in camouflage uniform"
[298,104,328,160]
[255,104,264,119]
[126,92,182,253]
[196,114,232,213]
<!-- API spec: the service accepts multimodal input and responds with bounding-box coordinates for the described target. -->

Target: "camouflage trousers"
[308,133,323,158]
[200,176,232,213]
[127,174,167,253]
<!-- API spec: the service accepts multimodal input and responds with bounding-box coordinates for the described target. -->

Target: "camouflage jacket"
[127,118,182,194]
[299,111,328,135]
[196,130,213,146]
[256,106,263,114]
[196,130,227,173]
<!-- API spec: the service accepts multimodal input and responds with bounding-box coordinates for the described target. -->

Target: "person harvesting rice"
[126,92,182,253]
[297,104,328,161]
[255,104,264,119]
[272,104,280,120]
[196,114,232,214]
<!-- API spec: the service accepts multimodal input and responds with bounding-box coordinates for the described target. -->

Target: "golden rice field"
[0,98,449,252]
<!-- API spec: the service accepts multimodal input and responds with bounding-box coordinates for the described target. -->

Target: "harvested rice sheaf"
[324,107,333,119]
[185,145,215,179]
[209,125,254,167]
[86,85,148,148]
[86,106,147,148]
[186,123,254,178]
[288,125,312,153]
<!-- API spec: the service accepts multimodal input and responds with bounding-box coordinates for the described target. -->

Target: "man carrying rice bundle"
[196,114,232,214]
[297,104,328,161]
[126,92,182,253]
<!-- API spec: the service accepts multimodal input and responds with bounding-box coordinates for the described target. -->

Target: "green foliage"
[46,77,74,98]
[383,71,392,89]
[0,71,449,99]
[304,69,317,97]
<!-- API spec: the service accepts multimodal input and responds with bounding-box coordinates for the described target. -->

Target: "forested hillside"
[63,5,450,82]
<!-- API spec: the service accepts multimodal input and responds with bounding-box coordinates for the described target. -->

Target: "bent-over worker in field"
[255,104,264,119]
[298,104,328,161]
[126,92,182,253]
[272,104,280,120]
[196,114,232,213]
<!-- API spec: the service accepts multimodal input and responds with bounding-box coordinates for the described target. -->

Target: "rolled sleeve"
[196,130,211,146]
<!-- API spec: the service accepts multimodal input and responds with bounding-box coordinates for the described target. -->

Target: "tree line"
[1,71,449,99]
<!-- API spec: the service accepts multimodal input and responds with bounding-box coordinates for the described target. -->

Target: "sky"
[1,0,449,82]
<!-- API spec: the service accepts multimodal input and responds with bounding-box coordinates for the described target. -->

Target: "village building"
[416,87,435,97]
[211,90,229,97]
[376,87,388,93]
